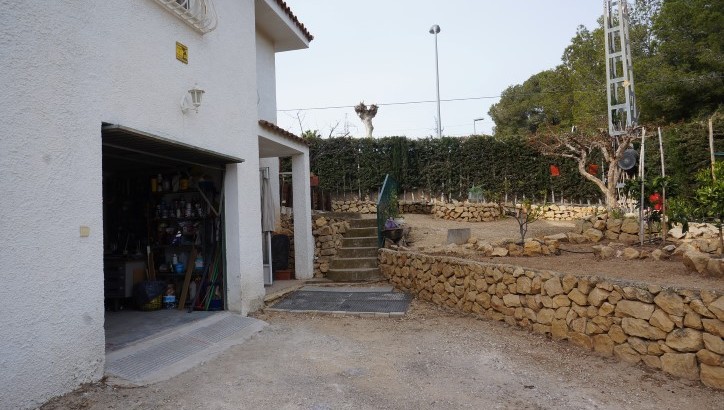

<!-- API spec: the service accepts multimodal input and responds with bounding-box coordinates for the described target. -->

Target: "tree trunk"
[361,117,373,138]
[575,155,617,209]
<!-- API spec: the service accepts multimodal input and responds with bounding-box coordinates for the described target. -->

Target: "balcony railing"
[152,0,218,34]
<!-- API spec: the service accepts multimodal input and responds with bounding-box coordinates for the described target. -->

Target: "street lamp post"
[429,24,441,138]
[473,117,485,135]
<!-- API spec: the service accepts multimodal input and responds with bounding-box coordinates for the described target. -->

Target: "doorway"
[101,124,241,349]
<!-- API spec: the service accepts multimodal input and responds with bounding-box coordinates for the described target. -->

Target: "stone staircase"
[327,218,381,282]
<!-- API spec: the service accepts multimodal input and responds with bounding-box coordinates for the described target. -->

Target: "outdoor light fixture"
[473,117,485,135]
[181,84,205,114]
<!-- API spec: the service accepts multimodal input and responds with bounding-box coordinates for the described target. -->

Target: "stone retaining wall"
[312,215,349,277]
[331,199,606,222]
[433,202,503,222]
[530,204,606,220]
[400,201,434,214]
[332,200,377,214]
[378,249,724,389]
[575,214,722,254]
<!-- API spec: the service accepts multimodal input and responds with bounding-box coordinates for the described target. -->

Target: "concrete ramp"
[105,312,265,385]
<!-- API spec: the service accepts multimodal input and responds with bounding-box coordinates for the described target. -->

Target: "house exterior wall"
[0,0,274,407]
[256,30,278,123]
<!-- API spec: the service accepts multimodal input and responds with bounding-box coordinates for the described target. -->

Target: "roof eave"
[255,0,313,52]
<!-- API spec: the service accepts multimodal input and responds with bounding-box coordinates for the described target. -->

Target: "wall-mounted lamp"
[181,84,205,114]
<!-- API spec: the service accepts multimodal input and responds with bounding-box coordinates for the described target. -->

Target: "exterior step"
[342,236,377,248]
[326,267,382,282]
[330,257,378,269]
[348,218,377,229]
[336,247,378,258]
[345,227,377,238]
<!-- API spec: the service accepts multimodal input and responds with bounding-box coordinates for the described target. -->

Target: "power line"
[277,96,502,112]
[277,73,724,113]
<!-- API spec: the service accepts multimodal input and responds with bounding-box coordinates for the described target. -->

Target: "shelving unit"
[147,176,224,310]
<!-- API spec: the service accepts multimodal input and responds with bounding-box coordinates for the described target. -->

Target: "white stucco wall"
[0,0,268,407]
[256,30,278,123]
[0,3,106,409]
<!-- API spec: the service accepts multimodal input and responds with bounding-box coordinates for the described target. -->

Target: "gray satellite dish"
[618,149,638,170]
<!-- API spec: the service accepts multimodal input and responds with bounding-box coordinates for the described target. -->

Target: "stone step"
[330,257,378,269]
[345,227,377,238]
[342,236,378,248]
[348,218,378,229]
[326,267,382,282]
[336,247,378,258]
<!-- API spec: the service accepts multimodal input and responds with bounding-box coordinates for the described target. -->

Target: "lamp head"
[429,24,440,34]
[181,84,205,113]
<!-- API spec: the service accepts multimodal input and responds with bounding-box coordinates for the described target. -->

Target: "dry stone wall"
[576,214,722,253]
[378,249,724,389]
[400,201,434,214]
[331,200,433,215]
[530,204,605,220]
[331,199,606,222]
[332,200,377,214]
[433,202,503,222]
[312,216,349,277]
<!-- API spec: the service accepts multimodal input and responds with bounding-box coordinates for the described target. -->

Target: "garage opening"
[101,123,243,350]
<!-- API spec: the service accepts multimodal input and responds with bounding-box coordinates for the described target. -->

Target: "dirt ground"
[42,213,724,409]
[43,301,723,410]
[402,214,724,292]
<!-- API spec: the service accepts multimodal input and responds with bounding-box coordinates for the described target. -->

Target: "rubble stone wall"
[529,204,606,220]
[432,202,503,222]
[312,216,349,277]
[332,200,377,214]
[331,200,606,222]
[574,214,722,254]
[379,249,724,389]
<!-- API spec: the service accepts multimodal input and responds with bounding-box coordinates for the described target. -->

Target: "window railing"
[152,0,218,34]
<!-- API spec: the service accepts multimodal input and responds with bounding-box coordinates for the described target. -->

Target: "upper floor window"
[152,0,218,34]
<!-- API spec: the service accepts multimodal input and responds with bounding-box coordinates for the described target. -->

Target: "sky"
[275,1,603,138]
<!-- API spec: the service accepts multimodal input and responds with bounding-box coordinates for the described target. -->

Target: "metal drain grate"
[106,336,209,380]
[187,314,255,343]
[270,291,412,314]
[106,315,262,384]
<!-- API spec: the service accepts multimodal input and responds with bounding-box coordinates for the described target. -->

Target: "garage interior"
[101,124,243,350]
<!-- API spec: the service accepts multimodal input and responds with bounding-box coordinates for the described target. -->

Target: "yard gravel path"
[43,301,722,409]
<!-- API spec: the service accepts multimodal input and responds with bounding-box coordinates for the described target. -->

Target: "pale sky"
[275,1,603,138]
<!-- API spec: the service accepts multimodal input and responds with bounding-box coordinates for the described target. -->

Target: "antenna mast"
[604,0,637,137]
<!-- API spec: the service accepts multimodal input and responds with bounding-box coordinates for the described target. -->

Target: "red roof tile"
[273,0,313,42]
[259,120,309,146]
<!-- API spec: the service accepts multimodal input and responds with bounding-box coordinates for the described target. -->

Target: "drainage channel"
[267,286,412,316]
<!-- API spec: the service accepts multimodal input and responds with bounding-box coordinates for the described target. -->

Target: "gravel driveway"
[43,300,723,409]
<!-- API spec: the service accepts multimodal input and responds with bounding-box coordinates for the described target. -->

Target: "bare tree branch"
[530,125,641,209]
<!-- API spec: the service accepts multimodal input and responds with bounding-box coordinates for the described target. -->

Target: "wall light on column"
[181,84,205,113]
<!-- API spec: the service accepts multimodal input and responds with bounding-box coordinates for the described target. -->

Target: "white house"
[0,1,313,408]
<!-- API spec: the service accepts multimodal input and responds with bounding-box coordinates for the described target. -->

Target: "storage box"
[140,295,162,311]
[274,269,293,280]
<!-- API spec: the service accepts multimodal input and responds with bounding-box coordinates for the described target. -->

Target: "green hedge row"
[307,135,604,203]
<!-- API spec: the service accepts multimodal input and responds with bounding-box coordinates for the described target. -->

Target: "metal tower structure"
[604,0,637,137]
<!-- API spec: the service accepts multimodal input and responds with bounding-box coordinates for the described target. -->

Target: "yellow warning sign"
[176,42,188,64]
